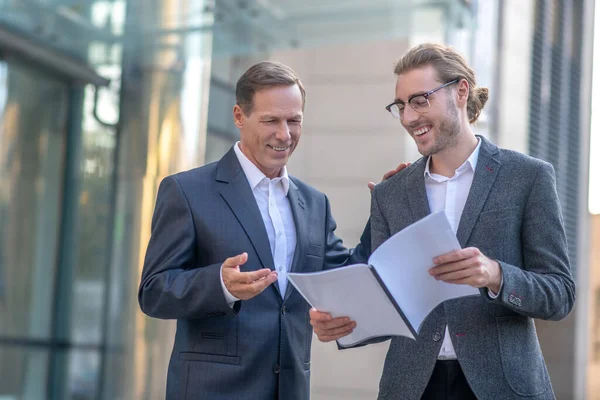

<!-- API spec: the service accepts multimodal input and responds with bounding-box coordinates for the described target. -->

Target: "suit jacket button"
[273,364,281,374]
[432,332,442,342]
[281,306,287,315]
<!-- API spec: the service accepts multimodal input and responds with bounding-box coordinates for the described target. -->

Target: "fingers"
[442,271,489,288]
[430,265,484,287]
[311,313,356,342]
[309,308,356,342]
[383,162,411,179]
[433,247,480,265]
[243,268,276,283]
[310,313,354,330]
[397,162,411,171]
[379,162,412,183]
[309,307,334,322]
[314,322,356,342]
[369,162,412,191]
[429,248,495,288]
[222,253,278,300]
[429,257,473,277]
[432,266,474,282]
[222,253,270,282]
[382,170,396,180]
[247,271,279,293]
[225,269,277,300]
[222,253,248,269]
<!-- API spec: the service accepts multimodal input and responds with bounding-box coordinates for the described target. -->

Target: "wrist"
[488,261,502,294]
[220,265,240,304]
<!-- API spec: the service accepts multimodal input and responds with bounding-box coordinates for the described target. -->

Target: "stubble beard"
[421,98,461,157]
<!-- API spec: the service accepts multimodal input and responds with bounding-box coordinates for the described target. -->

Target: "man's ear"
[233,104,244,129]
[456,79,469,107]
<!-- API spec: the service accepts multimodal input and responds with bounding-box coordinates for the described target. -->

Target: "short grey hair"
[235,61,306,114]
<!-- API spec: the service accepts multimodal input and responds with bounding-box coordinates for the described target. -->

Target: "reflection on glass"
[0,57,69,399]
[68,350,101,400]
[0,59,68,340]
[0,346,49,399]
[206,131,236,164]
[69,85,117,347]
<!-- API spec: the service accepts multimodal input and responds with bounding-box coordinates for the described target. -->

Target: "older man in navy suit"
[138,61,404,399]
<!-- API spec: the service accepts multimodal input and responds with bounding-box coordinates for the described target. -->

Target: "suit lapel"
[217,149,277,289]
[406,158,431,223]
[284,179,306,301]
[456,137,501,247]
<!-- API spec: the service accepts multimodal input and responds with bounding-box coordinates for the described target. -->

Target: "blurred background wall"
[0,0,598,399]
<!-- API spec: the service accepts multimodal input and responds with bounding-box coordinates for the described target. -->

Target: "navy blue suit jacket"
[139,147,370,399]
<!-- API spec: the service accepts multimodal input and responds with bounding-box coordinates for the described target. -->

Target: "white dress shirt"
[220,143,297,305]
[424,138,481,360]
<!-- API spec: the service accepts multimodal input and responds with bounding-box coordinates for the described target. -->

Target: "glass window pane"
[67,350,100,400]
[69,82,118,347]
[0,59,69,339]
[0,346,49,399]
[206,131,236,164]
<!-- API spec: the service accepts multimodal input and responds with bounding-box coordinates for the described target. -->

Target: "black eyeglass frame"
[385,78,460,119]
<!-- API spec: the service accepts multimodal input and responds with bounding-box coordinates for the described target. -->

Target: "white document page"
[369,212,479,333]
[288,264,414,347]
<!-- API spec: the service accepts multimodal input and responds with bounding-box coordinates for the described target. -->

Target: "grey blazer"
[138,147,369,400]
[370,136,575,400]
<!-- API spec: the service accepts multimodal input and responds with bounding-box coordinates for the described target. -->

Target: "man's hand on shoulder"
[222,253,278,300]
[428,247,503,293]
[368,162,411,191]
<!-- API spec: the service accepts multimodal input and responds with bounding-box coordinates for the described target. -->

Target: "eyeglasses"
[385,79,459,120]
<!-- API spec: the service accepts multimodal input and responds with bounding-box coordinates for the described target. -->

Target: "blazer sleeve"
[484,162,576,320]
[370,186,391,253]
[322,194,371,270]
[138,176,239,320]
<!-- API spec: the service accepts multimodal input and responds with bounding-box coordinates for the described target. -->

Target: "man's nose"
[275,122,291,141]
[401,105,420,124]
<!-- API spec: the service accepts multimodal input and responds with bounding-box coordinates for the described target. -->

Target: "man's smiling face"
[395,65,461,157]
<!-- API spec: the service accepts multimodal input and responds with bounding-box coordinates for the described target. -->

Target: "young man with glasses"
[310,43,575,400]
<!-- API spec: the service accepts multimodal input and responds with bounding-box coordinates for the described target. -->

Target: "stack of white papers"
[288,212,479,347]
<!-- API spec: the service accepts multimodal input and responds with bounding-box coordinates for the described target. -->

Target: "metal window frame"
[0,24,109,87]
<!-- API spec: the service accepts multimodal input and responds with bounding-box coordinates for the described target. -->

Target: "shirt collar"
[233,142,290,194]
[424,137,481,179]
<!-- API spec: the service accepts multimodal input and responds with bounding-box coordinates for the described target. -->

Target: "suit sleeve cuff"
[220,265,240,307]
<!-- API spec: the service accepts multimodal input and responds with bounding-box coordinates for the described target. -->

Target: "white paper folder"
[288,212,479,348]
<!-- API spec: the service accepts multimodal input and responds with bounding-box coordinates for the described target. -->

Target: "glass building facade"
[0,1,596,399]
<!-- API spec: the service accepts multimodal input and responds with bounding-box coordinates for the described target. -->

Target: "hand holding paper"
[309,308,355,342]
[289,212,479,347]
[429,247,502,293]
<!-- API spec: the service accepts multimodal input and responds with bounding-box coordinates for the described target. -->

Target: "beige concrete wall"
[271,39,412,399]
